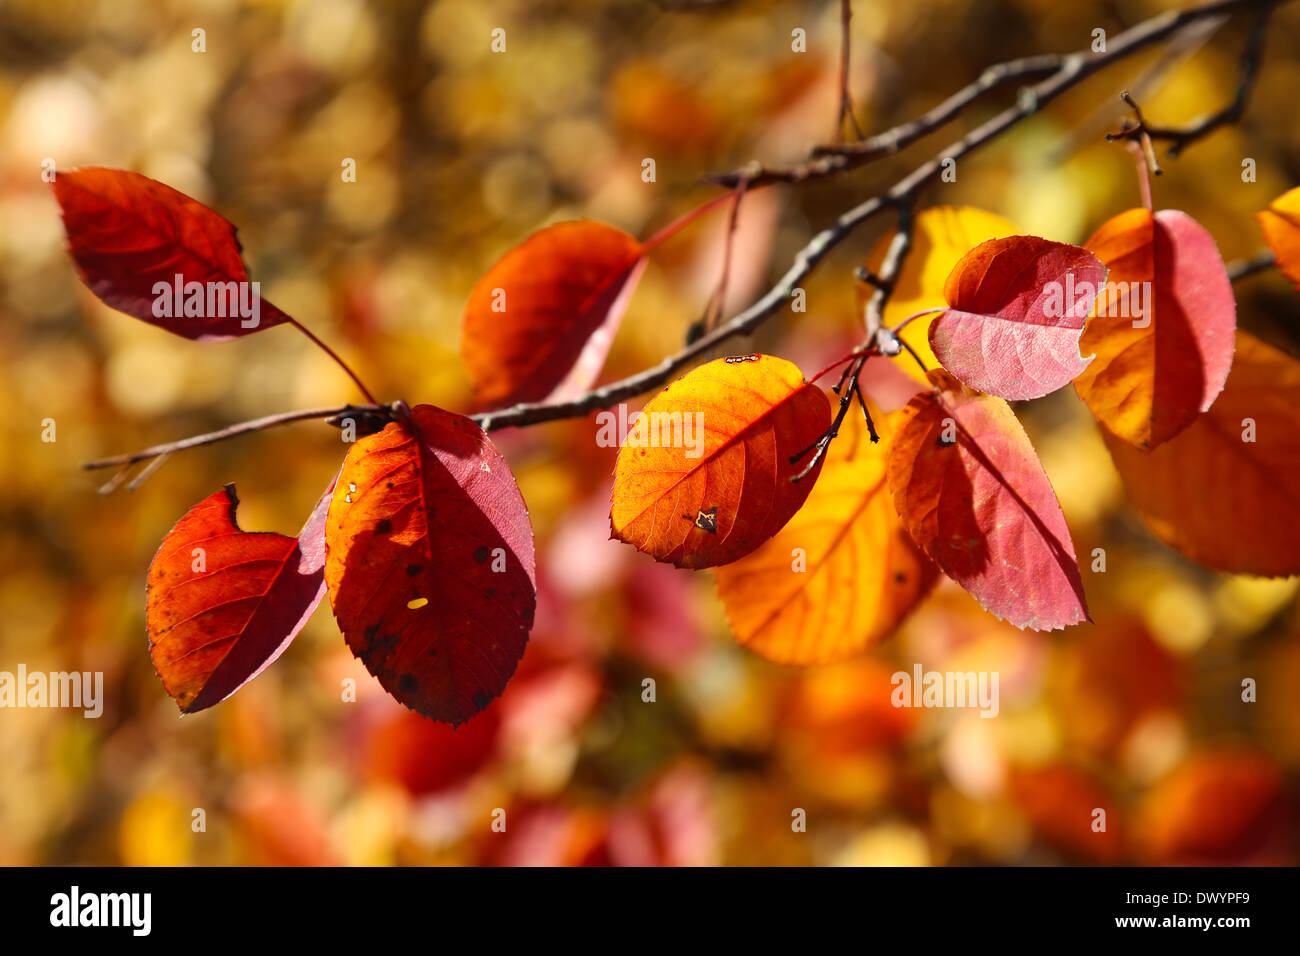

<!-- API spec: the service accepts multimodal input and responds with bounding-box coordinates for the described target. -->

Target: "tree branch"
[83,403,392,471]
[476,0,1279,432]
[1141,0,1276,156]
[83,0,1286,471]
[1227,248,1277,280]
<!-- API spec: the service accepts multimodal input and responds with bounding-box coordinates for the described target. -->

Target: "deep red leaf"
[147,482,332,713]
[52,166,291,340]
[325,404,536,725]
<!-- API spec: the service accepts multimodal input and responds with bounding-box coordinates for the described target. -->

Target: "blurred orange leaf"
[461,221,646,407]
[1103,331,1300,576]
[1138,751,1286,864]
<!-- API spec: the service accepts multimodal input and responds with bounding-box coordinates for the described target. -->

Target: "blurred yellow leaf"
[861,206,1019,381]
[715,402,937,663]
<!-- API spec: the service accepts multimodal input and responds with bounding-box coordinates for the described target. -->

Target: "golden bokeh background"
[1,0,1298,865]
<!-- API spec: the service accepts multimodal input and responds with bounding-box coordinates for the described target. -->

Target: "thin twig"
[791,354,871,481]
[708,54,1064,188]
[701,175,750,335]
[1227,248,1277,281]
[83,403,391,470]
[835,0,865,142]
[1109,91,1164,177]
[1141,0,1275,157]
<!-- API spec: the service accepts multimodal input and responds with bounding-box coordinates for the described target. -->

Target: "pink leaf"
[929,235,1108,400]
[887,370,1089,630]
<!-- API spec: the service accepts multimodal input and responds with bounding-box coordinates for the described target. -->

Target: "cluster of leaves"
[54,166,1300,724]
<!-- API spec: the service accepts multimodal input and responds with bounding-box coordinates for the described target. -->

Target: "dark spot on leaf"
[472,691,490,711]
[694,506,718,533]
[473,545,490,564]
[398,673,419,696]
[375,518,393,534]
[895,572,907,583]
[485,587,495,598]
[405,563,422,577]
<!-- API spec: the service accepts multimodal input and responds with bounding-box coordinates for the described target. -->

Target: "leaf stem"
[889,306,947,335]
[286,318,379,404]
[640,189,757,254]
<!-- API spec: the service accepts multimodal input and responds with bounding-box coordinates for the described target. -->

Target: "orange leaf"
[1074,208,1236,448]
[1258,185,1300,289]
[1138,751,1285,865]
[887,370,1088,630]
[715,402,938,663]
[461,221,646,407]
[147,484,330,713]
[610,354,831,569]
[325,405,536,725]
[1102,331,1300,576]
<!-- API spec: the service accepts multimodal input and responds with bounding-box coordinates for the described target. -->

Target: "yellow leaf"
[714,401,938,663]
[861,205,1019,382]
[1258,185,1300,290]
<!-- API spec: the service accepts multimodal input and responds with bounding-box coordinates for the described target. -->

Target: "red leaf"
[929,235,1108,400]
[147,482,332,713]
[51,166,291,340]
[325,404,536,725]
[886,370,1088,630]
[461,221,647,407]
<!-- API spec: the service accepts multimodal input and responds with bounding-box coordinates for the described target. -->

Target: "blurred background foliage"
[1,0,1298,865]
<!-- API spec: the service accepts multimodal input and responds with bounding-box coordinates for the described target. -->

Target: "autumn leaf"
[1073,208,1236,448]
[610,354,831,569]
[1009,764,1125,864]
[1258,185,1300,289]
[461,220,647,407]
[887,369,1088,630]
[362,705,500,796]
[147,482,332,714]
[1103,331,1300,576]
[51,166,292,340]
[928,235,1108,400]
[1137,751,1285,865]
[325,404,536,725]
[862,205,1020,382]
[714,401,938,664]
